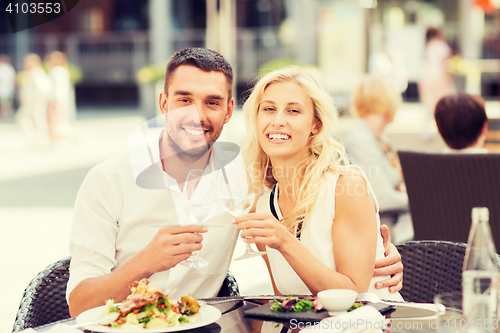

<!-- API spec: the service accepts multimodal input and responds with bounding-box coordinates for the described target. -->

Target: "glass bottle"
[462,207,500,333]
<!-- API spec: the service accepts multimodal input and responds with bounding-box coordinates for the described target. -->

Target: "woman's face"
[256,81,319,165]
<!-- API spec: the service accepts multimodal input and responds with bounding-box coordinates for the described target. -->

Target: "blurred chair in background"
[398,151,500,248]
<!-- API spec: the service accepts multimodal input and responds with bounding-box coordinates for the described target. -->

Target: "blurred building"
[0,0,498,111]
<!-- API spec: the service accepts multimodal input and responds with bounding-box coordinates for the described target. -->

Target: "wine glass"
[179,169,217,268]
[219,167,266,260]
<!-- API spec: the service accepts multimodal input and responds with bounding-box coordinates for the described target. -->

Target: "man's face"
[159,65,234,160]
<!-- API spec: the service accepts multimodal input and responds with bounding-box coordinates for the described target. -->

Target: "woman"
[234,67,403,301]
[344,75,412,242]
[45,51,73,141]
[16,53,51,146]
[418,27,456,134]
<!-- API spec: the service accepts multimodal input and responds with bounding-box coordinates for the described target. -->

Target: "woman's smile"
[266,131,292,143]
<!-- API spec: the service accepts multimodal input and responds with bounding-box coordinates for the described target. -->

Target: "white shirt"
[67,124,243,302]
[259,169,403,302]
[0,63,16,99]
[48,66,71,102]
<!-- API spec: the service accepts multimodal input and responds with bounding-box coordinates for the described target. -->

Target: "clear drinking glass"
[434,292,463,333]
[179,169,216,268]
[219,166,266,260]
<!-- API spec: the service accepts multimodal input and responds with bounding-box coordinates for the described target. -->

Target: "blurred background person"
[0,55,16,118]
[45,51,73,142]
[435,92,489,153]
[16,53,51,147]
[344,75,413,243]
[418,27,456,138]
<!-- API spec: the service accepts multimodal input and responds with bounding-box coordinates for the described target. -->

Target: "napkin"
[300,305,387,333]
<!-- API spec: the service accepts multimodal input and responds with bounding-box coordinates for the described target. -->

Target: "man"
[435,92,489,153]
[67,48,403,317]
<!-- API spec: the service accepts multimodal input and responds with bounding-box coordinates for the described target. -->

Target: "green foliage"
[68,64,83,84]
[257,58,319,77]
[136,62,167,84]
[39,62,83,84]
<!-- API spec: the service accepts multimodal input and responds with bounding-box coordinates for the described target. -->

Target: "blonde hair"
[350,75,402,118]
[47,51,68,69]
[23,53,42,71]
[242,66,354,234]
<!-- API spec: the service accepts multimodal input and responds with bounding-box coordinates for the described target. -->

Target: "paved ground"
[1,101,498,332]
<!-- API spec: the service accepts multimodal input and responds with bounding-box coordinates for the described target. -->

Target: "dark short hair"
[434,92,488,150]
[164,48,233,100]
[426,28,441,43]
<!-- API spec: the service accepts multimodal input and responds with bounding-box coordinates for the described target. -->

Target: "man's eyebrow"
[173,90,192,96]
[207,95,225,100]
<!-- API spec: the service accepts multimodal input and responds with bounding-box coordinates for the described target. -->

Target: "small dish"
[317,289,357,316]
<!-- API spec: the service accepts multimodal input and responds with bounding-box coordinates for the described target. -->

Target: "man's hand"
[69,224,208,317]
[373,225,403,293]
[138,225,208,274]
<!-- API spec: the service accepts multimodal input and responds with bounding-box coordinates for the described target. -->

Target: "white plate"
[76,304,222,332]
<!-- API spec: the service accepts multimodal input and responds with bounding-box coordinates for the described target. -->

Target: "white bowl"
[317,289,358,316]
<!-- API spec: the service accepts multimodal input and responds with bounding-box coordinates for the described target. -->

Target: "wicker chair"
[396,240,500,303]
[12,257,240,331]
[12,257,71,332]
[396,240,467,303]
[398,151,500,248]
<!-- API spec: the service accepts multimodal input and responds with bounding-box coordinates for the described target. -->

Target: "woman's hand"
[373,225,403,293]
[232,212,296,251]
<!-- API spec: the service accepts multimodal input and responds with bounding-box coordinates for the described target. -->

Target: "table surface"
[34,299,439,333]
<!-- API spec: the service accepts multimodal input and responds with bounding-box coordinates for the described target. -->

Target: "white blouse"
[258,170,403,301]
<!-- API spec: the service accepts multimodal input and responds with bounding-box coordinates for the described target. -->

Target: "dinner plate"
[76,303,222,332]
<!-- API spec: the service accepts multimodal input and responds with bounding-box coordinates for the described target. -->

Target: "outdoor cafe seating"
[13,239,488,332]
[14,150,500,332]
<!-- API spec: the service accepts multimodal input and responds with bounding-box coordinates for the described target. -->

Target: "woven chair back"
[398,151,500,249]
[396,241,466,303]
[12,257,71,331]
[397,240,500,303]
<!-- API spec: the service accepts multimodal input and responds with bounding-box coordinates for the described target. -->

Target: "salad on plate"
[99,278,201,329]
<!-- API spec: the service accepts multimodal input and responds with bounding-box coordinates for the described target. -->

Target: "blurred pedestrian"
[16,53,51,146]
[418,27,456,137]
[435,92,489,153]
[45,51,73,141]
[344,75,413,243]
[0,55,16,118]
